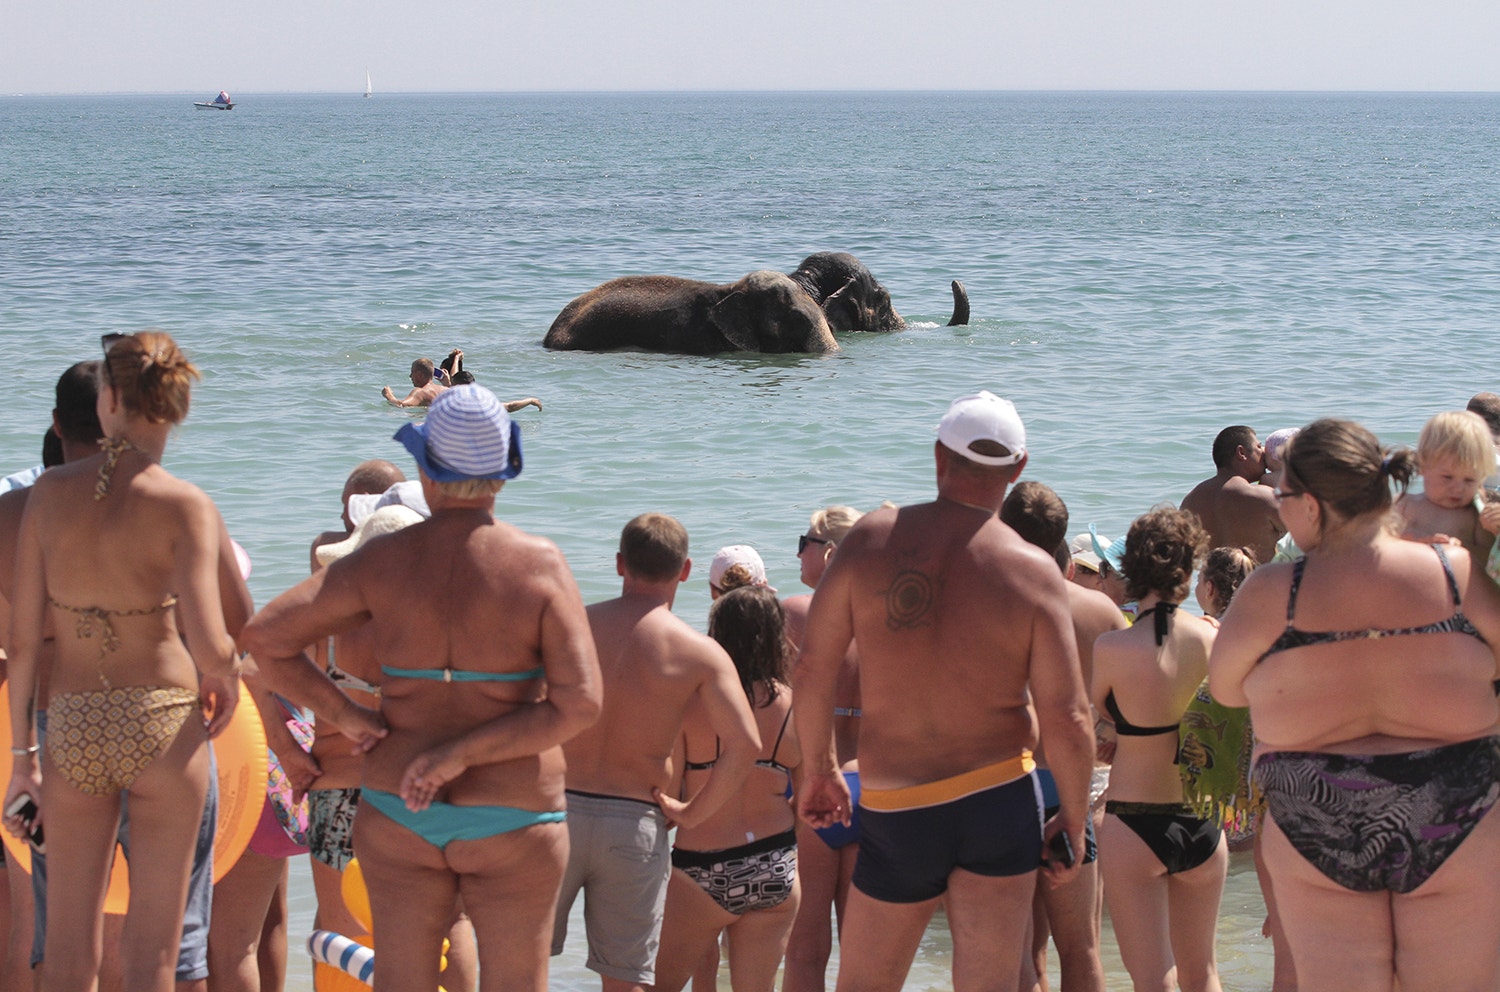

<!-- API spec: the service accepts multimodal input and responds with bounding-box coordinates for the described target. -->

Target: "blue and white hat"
[395,385,523,483]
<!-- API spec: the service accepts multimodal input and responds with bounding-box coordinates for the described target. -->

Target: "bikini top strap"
[1432,543,1463,607]
[1284,557,1309,624]
[1139,601,1177,646]
[766,707,792,766]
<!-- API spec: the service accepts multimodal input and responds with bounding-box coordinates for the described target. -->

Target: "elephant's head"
[708,271,839,354]
[789,252,905,333]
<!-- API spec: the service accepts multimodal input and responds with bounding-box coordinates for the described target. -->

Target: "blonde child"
[1396,410,1496,558]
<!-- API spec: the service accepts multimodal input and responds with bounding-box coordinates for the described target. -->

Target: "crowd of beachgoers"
[1,334,1499,992]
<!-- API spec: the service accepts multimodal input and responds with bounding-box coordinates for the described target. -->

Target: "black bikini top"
[1258,544,1489,664]
[683,708,793,777]
[1104,690,1180,737]
[1101,603,1183,737]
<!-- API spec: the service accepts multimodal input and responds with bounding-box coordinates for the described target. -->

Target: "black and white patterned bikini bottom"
[671,830,798,915]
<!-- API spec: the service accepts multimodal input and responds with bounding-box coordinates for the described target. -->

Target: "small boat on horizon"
[364,69,372,98]
[194,90,234,110]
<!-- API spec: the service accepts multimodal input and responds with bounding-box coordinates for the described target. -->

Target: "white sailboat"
[364,69,372,98]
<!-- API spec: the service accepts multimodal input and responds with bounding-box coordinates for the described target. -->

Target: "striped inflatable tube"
[307,930,375,986]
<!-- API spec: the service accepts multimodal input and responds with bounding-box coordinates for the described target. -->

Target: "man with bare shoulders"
[552,513,760,992]
[1002,482,1127,992]
[382,358,447,408]
[243,386,601,992]
[308,459,408,568]
[794,392,1095,992]
[1179,425,1284,565]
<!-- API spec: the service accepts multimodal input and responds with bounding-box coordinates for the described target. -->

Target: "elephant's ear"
[706,289,761,351]
[823,275,857,303]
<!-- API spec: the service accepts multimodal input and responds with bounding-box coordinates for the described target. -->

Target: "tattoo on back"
[885,570,935,630]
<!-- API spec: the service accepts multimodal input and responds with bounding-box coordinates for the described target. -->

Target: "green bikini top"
[380,665,544,684]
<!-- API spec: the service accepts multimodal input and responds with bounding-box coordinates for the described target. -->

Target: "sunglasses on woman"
[798,534,829,555]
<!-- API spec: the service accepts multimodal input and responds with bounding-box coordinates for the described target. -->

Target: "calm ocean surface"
[3,90,1498,990]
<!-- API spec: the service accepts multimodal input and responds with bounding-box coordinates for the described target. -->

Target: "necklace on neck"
[94,436,150,501]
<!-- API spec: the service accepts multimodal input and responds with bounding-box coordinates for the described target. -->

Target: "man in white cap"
[552,513,759,992]
[793,390,1095,992]
[243,385,602,992]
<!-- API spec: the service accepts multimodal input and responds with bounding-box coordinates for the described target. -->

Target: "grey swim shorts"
[550,790,671,984]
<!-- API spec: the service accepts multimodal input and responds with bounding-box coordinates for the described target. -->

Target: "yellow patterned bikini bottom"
[47,686,201,796]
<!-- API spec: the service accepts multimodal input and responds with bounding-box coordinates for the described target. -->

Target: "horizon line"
[5,86,1500,98]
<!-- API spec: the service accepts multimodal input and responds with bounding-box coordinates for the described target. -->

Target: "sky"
[4,0,1499,94]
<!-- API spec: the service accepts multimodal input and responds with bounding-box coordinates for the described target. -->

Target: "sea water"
[3,90,1498,990]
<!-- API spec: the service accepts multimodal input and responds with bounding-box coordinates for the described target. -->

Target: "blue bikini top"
[1258,544,1488,663]
[380,664,545,684]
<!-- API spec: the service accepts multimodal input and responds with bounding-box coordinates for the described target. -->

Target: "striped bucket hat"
[394,385,523,482]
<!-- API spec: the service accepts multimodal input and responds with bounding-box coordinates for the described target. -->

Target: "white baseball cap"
[936,390,1026,466]
[709,545,770,591]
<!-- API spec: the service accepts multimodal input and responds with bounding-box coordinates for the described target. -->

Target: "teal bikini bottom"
[361,788,565,849]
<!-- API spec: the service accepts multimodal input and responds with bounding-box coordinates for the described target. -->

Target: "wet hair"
[1000,481,1069,554]
[620,513,689,581]
[1199,546,1258,618]
[411,357,435,383]
[708,585,788,706]
[1416,410,1496,481]
[808,505,863,544]
[1211,426,1258,469]
[102,331,199,425]
[54,360,103,446]
[1281,418,1417,527]
[1121,505,1209,603]
[1467,392,1500,438]
[440,349,464,377]
[450,370,475,386]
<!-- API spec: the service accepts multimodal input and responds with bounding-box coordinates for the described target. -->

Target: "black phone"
[1046,830,1075,869]
[5,794,45,853]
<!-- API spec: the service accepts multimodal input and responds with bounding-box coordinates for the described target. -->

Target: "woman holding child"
[1092,505,1226,992]
[1211,417,1500,990]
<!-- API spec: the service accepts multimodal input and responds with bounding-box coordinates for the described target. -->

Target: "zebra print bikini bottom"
[1256,735,1500,894]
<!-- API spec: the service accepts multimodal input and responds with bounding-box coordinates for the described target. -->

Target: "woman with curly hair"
[1092,505,1226,992]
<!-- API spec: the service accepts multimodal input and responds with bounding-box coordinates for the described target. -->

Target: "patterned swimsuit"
[1253,545,1499,893]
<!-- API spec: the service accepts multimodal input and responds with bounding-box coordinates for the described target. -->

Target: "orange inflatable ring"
[0,681,268,915]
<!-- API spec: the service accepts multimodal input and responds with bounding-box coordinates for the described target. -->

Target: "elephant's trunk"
[947,280,970,326]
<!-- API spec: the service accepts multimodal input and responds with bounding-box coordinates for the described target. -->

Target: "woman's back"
[32,449,206,694]
[677,684,798,852]
[1095,605,1216,803]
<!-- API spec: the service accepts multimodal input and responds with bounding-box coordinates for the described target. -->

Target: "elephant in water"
[543,253,969,354]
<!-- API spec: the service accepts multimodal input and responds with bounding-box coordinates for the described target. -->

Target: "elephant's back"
[544,275,724,352]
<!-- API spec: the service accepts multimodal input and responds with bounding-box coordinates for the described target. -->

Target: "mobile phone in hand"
[5,794,45,853]
[1046,830,1075,868]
